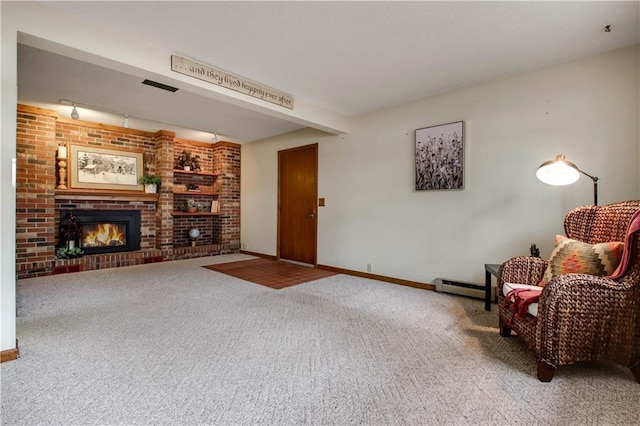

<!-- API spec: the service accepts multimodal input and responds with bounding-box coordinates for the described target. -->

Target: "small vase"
[184,166,191,171]
[186,207,198,213]
[144,184,157,193]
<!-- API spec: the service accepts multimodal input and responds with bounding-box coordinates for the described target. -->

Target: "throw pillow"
[539,235,624,286]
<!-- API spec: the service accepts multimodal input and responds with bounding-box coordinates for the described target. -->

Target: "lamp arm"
[577,168,599,205]
[577,168,598,183]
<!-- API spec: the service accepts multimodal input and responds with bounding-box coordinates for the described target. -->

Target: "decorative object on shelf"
[415,121,464,191]
[57,144,68,190]
[211,200,220,213]
[189,228,201,247]
[139,174,162,193]
[55,246,84,259]
[530,243,540,258]
[175,150,201,172]
[69,144,144,191]
[187,184,200,192]
[144,152,156,166]
[536,154,600,205]
[183,199,199,213]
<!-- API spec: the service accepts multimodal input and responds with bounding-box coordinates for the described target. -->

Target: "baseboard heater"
[434,278,495,300]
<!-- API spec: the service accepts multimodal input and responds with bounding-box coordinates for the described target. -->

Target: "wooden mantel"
[55,189,159,202]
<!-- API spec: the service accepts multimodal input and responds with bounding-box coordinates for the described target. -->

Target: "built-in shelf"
[173,191,219,196]
[55,189,159,202]
[172,212,222,217]
[173,169,219,177]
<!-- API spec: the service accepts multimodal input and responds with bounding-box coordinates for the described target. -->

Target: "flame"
[83,223,125,247]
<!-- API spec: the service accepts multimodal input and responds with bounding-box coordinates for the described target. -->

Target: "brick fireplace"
[16,104,241,279]
[59,209,142,255]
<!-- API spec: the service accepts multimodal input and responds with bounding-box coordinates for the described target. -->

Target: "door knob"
[308,210,315,218]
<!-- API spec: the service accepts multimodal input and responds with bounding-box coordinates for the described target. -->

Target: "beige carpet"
[2,253,639,425]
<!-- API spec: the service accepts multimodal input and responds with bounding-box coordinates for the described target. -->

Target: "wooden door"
[278,144,318,265]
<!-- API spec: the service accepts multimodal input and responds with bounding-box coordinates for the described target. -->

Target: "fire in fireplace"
[83,223,126,248]
[60,210,141,255]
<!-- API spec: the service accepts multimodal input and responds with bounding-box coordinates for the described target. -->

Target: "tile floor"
[202,258,335,289]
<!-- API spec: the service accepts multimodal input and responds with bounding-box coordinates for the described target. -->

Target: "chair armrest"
[498,256,548,289]
[536,274,640,366]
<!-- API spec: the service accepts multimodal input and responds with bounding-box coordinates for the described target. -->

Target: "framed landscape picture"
[415,121,464,190]
[69,145,144,191]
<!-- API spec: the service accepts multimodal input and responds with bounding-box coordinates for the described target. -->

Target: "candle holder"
[57,159,68,189]
[57,145,68,190]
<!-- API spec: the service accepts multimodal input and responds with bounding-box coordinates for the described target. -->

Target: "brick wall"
[173,217,214,247]
[155,131,175,250]
[56,120,157,157]
[213,142,241,249]
[16,106,57,278]
[16,104,241,278]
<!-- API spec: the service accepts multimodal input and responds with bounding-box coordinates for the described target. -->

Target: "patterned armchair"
[497,201,640,382]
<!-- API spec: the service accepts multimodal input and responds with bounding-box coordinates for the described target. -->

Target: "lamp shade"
[536,154,580,186]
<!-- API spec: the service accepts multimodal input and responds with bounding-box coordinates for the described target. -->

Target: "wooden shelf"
[172,212,222,217]
[173,191,219,196]
[55,189,159,202]
[173,169,219,177]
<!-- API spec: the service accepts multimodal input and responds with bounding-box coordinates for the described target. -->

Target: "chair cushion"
[539,235,624,287]
[503,282,539,317]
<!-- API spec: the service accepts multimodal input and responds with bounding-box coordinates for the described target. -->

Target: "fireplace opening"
[83,223,126,248]
[60,210,141,255]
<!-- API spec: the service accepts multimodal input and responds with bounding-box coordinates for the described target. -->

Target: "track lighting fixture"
[70,105,80,120]
[59,98,227,143]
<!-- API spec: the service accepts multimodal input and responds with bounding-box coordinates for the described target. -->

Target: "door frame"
[277,143,318,266]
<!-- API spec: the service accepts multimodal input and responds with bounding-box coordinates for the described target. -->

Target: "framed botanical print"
[415,121,464,190]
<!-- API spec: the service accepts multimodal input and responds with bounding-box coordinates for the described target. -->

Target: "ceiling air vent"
[141,79,179,92]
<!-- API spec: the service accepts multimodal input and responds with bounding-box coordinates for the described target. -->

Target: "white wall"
[1,3,18,352]
[242,45,640,284]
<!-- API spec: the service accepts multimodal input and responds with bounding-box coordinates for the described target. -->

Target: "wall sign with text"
[171,55,294,110]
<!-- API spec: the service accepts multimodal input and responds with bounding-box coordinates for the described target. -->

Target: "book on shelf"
[210,200,220,213]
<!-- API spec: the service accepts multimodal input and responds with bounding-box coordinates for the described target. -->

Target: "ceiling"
[18,1,640,144]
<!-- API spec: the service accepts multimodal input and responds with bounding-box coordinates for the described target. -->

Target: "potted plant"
[530,243,541,258]
[56,246,84,259]
[175,149,194,172]
[175,150,192,171]
[139,174,162,193]
[176,150,201,172]
[182,199,199,213]
[190,154,202,172]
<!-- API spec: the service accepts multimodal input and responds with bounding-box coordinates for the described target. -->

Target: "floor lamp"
[536,154,599,205]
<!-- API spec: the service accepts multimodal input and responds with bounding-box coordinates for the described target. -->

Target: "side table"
[484,263,501,311]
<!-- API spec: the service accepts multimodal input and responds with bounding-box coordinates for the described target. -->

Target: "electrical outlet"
[367,263,372,272]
